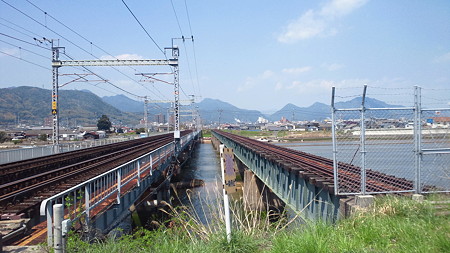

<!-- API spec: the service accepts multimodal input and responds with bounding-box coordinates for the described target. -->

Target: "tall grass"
[270,195,450,253]
[66,190,450,253]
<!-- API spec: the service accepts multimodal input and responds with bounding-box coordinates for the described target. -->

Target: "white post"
[46,203,53,246]
[53,204,63,253]
[117,169,122,204]
[150,155,153,176]
[137,161,141,187]
[219,144,232,243]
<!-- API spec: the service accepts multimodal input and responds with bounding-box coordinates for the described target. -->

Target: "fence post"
[53,204,63,253]
[331,86,339,195]
[117,168,121,204]
[150,155,153,176]
[84,184,90,226]
[136,161,141,187]
[360,84,367,195]
[414,86,422,193]
[46,202,53,246]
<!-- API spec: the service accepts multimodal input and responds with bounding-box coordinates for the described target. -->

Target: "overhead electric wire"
[61,52,142,98]
[183,0,202,98]
[121,0,165,56]
[8,0,170,102]
[0,20,40,40]
[0,32,51,51]
[24,0,139,73]
[170,0,184,36]
[0,49,51,70]
[0,16,43,39]
[0,38,50,59]
[183,0,194,36]
[169,0,198,97]
[25,0,170,102]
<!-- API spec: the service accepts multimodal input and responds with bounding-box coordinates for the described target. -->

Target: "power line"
[170,0,184,36]
[121,0,165,55]
[24,0,138,73]
[0,49,51,70]
[0,32,51,51]
[61,52,142,98]
[0,38,50,59]
[7,0,170,101]
[183,0,194,36]
[0,16,44,39]
[182,0,202,98]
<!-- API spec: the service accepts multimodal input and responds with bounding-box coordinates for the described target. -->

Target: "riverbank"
[66,194,450,252]
[203,129,332,142]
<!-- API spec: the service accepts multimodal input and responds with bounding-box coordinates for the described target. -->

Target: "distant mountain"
[0,87,405,127]
[269,97,404,122]
[269,102,330,122]
[103,94,143,113]
[197,98,264,124]
[334,97,403,109]
[0,86,140,127]
[102,95,182,119]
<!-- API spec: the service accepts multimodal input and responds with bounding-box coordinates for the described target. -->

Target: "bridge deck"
[214,130,418,193]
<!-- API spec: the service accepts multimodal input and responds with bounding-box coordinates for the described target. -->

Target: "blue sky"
[1,0,449,112]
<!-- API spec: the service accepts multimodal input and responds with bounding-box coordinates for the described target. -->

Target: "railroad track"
[214,130,419,194]
[0,131,190,215]
[0,136,162,185]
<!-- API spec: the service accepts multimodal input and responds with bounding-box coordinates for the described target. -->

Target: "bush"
[0,131,7,143]
[12,139,23,145]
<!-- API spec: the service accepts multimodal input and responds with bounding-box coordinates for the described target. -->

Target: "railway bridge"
[1,129,436,249]
[0,130,200,247]
[211,130,425,222]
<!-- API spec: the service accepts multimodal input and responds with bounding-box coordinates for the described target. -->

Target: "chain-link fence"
[332,85,450,195]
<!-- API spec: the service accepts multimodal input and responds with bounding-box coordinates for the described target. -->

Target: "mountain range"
[0,86,403,127]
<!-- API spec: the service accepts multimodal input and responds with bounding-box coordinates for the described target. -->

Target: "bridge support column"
[211,135,221,151]
[243,170,284,214]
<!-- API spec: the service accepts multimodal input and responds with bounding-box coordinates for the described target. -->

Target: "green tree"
[135,128,145,134]
[97,115,112,131]
[0,131,7,143]
[38,133,48,141]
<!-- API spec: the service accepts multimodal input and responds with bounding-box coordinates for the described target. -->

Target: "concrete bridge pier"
[243,170,285,215]
[211,134,221,151]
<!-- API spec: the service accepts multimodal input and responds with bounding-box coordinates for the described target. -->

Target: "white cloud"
[274,82,283,91]
[282,66,312,74]
[278,0,368,43]
[322,63,344,71]
[0,47,20,58]
[434,52,450,63]
[320,0,368,18]
[261,70,275,79]
[100,53,144,60]
[237,70,274,92]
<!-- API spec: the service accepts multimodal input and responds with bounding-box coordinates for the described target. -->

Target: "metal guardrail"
[39,130,199,246]
[0,137,134,164]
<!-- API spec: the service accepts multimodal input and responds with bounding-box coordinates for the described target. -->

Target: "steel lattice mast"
[51,45,180,149]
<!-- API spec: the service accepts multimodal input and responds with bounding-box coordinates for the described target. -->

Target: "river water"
[178,140,448,205]
[173,143,224,224]
[275,140,449,189]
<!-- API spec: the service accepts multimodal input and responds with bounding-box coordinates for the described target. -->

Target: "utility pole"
[51,40,64,146]
[218,109,223,128]
[144,96,149,135]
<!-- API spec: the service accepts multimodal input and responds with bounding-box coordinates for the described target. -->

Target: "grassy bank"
[203,129,332,141]
[66,195,449,252]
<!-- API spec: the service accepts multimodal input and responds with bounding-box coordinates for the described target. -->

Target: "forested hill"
[0,86,139,126]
